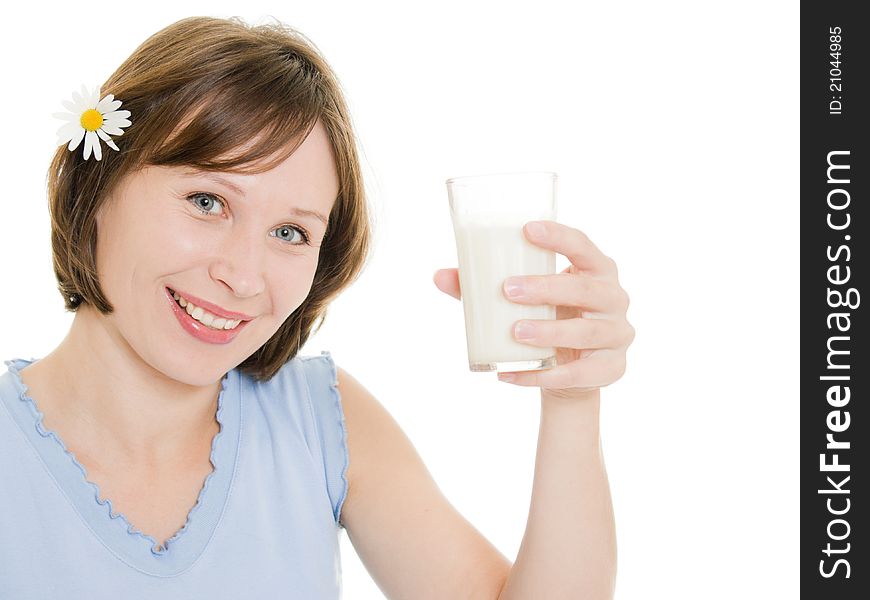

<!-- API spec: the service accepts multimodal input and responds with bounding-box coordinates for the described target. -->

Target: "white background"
[0,1,799,598]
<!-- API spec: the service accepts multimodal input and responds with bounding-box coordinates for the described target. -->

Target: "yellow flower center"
[80,109,104,132]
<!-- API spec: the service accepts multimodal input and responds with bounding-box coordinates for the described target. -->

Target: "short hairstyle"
[47,16,373,382]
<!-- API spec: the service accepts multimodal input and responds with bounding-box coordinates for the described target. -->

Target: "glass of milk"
[446,171,558,373]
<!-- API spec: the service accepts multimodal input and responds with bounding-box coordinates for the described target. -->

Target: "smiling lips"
[167,287,255,321]
[165,287,254,344]
[171,291,244,330]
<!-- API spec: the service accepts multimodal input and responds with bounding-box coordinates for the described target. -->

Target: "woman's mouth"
[165,287,252,344]
[168,288,244,330]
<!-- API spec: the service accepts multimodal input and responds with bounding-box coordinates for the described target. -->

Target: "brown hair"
[46,16,373,381]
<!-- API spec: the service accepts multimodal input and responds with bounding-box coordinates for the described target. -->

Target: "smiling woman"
[47,15,373,382]
[0,14,386,596]
[1,11,624,600]
[80,116,344,372]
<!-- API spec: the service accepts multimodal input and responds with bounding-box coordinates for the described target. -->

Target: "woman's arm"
[436,219,632,599]
[335,366,616,600]
[497,388,616,600]
[336,365,513,600]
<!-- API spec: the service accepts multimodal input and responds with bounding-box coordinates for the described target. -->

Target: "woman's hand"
[433,220,635,399]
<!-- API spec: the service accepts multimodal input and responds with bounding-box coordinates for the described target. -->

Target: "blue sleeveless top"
[0,351,349,598]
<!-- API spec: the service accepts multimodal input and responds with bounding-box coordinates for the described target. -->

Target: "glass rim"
[445,170,557,186]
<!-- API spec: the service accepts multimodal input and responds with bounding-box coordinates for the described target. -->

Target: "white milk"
[452,216,556,371]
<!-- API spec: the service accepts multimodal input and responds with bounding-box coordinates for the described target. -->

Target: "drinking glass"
[446,171,558,372]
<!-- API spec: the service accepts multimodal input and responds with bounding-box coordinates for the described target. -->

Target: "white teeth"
[171,290,242,330]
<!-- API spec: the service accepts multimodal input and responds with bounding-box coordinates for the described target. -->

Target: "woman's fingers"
[502,272,629,314]
[433,268,461,300]
[510,315,635,350]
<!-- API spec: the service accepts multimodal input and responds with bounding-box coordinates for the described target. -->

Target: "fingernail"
[514,321,536,340]
[504,277,525,298]
[526,221,547,239]
[498,373,516,382]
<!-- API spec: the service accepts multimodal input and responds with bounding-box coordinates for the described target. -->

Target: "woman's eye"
[187,192,224,216]
[187,192,224,215]
[271,225,311,246]
[187,192,311,246]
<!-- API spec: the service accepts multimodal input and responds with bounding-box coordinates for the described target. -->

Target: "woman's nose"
[209,228,267,298]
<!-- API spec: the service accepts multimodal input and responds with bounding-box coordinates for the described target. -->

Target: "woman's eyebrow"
[180,170,329,226]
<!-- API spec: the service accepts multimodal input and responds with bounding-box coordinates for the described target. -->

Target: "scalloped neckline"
[2,357,241,576]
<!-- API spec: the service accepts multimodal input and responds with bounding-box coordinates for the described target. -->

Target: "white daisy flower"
[54,84,132,161]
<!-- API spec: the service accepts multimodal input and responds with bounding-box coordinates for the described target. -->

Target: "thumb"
[433,268,461,300]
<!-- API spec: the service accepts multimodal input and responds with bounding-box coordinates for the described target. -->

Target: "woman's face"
[92,120,339,386]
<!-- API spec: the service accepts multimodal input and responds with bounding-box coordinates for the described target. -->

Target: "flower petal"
[53,111,79,122]
[103,117,132,128]
[96,128,120,151]
[93,135,103,161]
[83,130,96,160]
[67,127,86,151]
[96,94,115,112]
[62,99,80,113]
[88,86,100,108]
[101,99,123,113]
[103,136,119,152]
[104,109,131,120]
[56,122,81,143]
[101,124,126,136]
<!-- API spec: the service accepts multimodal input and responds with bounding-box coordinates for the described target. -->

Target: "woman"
[0,15,634,598]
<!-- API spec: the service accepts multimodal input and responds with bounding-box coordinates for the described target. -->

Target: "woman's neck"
[22,305,224,469]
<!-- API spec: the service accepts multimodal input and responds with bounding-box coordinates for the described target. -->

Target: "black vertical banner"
[802,3,869,598]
